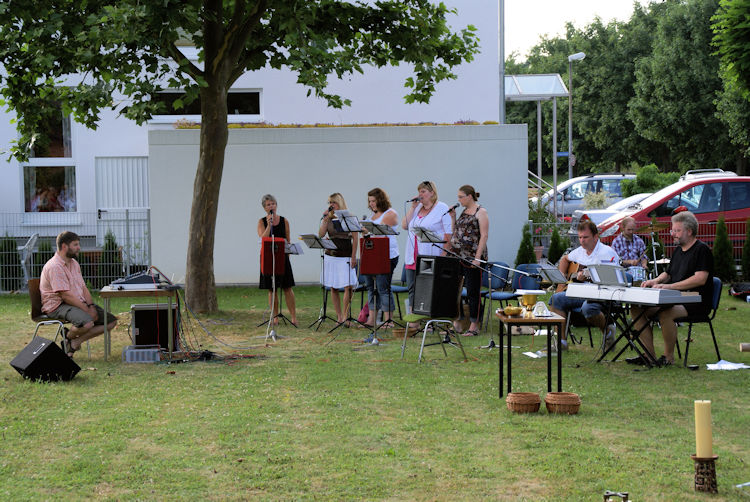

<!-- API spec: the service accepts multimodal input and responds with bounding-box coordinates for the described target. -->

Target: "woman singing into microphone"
[257,194,297,325]
[401,180,452,329]
[319,192,359,326]
[363,188,399,330]
[449,185,489,336]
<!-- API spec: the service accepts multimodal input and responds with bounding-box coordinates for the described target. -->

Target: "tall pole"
[552,96,558,217]
[568,59,573,180]
[498,0,505,124]
[567,52,585,180]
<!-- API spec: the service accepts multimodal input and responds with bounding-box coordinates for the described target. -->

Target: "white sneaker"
[604,324,616,350]
[371,337,380,346]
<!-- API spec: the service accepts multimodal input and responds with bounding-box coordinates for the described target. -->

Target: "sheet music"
[285,242,304,255]
[360,221,398,236]
[413,226,445,243]
[299,234,337,250]
[334,210,363,232]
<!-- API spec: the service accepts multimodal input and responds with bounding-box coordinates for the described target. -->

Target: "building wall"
[149,125,528,284]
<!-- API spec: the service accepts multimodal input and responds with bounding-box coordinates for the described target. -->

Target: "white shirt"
[567,239,619,267]
[405,201,452,266]
[369,208,399,259]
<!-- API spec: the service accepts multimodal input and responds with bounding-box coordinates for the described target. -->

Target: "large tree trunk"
[184,83,229,312]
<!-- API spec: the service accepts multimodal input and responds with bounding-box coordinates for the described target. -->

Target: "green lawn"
[1,286,749,500]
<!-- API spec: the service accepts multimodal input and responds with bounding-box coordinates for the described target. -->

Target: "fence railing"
[0,209,150,292]
[532,218,746,266]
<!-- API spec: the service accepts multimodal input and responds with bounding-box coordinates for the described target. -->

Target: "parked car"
[531,173,636,217]
[597,170,750,260]
[567,192,653,245]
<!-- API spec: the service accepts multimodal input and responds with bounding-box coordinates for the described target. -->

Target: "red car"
[595,170,750,262]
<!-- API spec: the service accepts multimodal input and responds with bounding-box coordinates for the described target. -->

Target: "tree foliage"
[712,0,750,101]
[621,164,681,198]
[547,226,568,265]
[0,0,479,311]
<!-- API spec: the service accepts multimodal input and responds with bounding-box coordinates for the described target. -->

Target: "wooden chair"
[28,278,69,350]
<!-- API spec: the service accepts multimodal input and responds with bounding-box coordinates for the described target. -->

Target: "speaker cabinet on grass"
[413,255,461,317]
[130,303,179,351]
[10,336,80,382]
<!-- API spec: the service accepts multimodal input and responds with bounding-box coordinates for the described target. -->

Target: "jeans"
[365,257,399,312]
[550,291,604,318]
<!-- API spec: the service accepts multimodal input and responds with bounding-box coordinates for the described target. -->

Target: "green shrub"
[33,240,54,278]
[97,230,123,288]
[583,190,609,209]
[713,215,735,282]
[0,234,22,291]
[621,164,680,198]
[548,226,568,265]
[515,224,537,266]
[742,218,750,281]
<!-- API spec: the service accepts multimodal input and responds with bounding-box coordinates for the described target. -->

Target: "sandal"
[461,330,479,337]
[379,320,394,329]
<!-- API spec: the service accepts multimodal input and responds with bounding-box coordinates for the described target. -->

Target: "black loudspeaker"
[130,303,180,350]
[10,336,80,382]
[413,255,461,317]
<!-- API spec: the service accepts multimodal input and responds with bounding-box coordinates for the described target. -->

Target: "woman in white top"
[362,188,399,329]
[318,192,359,325]
[401,180,452,328]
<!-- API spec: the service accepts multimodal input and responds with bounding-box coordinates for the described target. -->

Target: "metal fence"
[0,209,150,292]
[533,219,747,266]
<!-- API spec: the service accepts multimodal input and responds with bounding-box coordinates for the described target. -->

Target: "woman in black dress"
[257,194,297,325]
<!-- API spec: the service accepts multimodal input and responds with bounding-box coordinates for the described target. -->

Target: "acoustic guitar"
[555,261,582,293]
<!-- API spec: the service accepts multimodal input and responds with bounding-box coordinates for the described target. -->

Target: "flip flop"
[461,330,479,337]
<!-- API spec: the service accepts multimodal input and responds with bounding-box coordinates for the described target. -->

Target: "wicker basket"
[506,392,541,413]
[544,392,581,414]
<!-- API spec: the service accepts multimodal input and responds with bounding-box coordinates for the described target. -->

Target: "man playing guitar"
[549,220,620,350]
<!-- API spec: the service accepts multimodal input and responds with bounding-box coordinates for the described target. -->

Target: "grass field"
[1,285,749,500]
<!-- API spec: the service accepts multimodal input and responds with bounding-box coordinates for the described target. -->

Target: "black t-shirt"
[666,239,714,314]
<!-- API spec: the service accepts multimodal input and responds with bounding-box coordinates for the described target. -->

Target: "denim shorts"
[550,292,604,319]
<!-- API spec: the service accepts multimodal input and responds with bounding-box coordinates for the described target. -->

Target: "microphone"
[407,197,419,203]
[322,205,333,218]
[269,209,274,215]
[443,203,459,215]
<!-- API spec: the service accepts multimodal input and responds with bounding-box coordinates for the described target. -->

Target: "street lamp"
[568,51,585,180]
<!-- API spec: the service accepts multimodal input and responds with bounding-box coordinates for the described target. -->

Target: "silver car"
[531,173,636,217]
[567,192,652,245]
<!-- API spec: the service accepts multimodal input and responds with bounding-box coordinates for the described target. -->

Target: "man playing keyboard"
[627,211,714,367]
[549,220,619,350]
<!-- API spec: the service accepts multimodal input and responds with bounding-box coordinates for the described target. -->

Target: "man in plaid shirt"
[40,231,118,357]
[612,217,648,268]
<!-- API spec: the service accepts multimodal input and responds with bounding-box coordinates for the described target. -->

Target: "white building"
[0,0,531,286]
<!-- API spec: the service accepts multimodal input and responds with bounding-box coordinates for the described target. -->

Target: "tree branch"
[166,43,204,82]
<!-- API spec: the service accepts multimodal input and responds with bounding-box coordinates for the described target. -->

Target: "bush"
[548,226,568,265]
[583,190,609,209]
[743,219,750,281]
[621,164,680,198]
[97,230,123,288]
[33,240,54,278]
[0,234,22,291]
[515,224,537,266]
[713,215,735,282]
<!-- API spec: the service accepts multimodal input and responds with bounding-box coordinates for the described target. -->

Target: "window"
[726,182,750,211]
[601,179,622,197]
[23,165,77,212]
[30,106,71,158]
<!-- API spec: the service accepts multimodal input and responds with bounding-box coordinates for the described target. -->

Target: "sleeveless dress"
[259,216,295,289]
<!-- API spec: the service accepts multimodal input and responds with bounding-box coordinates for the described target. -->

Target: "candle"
[695,400,713,458]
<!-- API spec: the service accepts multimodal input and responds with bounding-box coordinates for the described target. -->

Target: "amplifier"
[130,303,179,350]
[413,255,461,317]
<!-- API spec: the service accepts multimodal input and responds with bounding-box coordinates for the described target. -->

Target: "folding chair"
[481,261,515,331]
[391,267,409,320]
[28,278,72,353]
[401,278,467,363]
[17,233,39,291]
[676,277,722,367]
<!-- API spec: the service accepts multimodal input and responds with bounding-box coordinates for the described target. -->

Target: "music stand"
[258,238,297,330]
[300,234,338,330]
[359,234,405,335]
